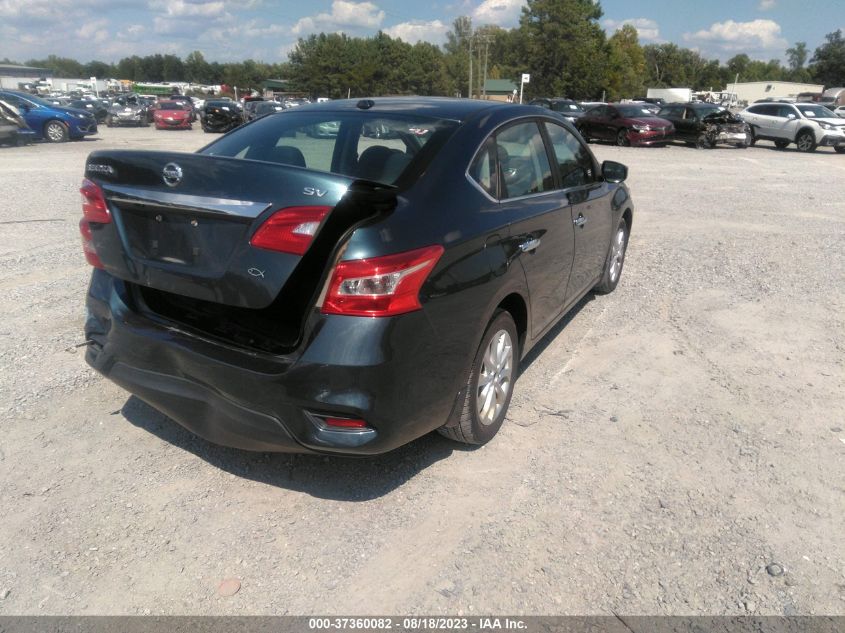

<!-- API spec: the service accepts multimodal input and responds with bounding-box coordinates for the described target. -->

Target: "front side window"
[544,122,594,189]
[495,122,553,199]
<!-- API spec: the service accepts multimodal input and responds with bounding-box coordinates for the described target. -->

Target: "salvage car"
[106,95,151,127]
[657,103,750,148]
[576,103,674,147]
[153,101,192,130]
[741,102,845,153]
[201,100,242,133]
[80,98,633,455]
[0,89,97,142]
[0,98,36,146]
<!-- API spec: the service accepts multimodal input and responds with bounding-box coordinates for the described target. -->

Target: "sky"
[0,0,841,65]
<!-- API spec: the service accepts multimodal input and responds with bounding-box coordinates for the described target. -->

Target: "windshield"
[617,105,655,118]
[698,105,724,118]
[158,102,184,111]
[201,111,459,186]
[797,105,836,118]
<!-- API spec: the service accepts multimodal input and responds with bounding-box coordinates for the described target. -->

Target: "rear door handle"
[519,237,541,252]
[574,214,587,227]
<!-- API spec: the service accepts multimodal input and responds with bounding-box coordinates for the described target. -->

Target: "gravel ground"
[0,124,843,616]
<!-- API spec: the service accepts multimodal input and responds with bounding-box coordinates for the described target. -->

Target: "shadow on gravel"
[121,396,462,501]
[519,292,596,375]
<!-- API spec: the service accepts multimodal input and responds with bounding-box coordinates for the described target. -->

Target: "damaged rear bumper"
[84,269,459,455]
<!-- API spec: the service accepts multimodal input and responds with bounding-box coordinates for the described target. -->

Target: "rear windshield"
[200,111,459,186]
[551,101,583,113]
[617,105,655,117]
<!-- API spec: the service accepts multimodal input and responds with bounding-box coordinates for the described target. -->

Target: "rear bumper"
[84,270,460,455]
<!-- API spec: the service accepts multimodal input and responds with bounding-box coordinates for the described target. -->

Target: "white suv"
[740,102,845,153]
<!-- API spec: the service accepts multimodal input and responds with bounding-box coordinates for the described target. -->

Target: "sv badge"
[303,187,327,197]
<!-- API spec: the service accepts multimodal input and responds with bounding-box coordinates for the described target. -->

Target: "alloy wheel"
[476,330,514,426]
[609,226,627,283]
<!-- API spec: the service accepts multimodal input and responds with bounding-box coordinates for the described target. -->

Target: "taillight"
[80,178,110,223]
[250,206,331,255]
[79,179,109,269]
[321,245,444,317]
[79,219,104,269]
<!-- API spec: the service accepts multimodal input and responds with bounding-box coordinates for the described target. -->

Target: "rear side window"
[202,112,458,186]
[496,122,553,199]
[468,137,498,198]
[544,122,594,188]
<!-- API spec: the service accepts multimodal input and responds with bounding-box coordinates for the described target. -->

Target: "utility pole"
[468,34,473,99]
[482,36,489,100]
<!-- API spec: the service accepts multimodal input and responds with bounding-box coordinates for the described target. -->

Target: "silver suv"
[741,102,845,153]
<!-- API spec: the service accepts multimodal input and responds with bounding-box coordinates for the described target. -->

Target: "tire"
[747,127,757,146]
[696,133,713,149]
[44,120,68,143]
[438,311,519,446]
[835,146,845,154]
[795,130,816,153]
[616,128,630,147]
[774,139,790,149]
[106,115,114,128]
[594,219,630,294]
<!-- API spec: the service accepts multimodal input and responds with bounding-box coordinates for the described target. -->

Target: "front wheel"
[616,128,630,147]
[438,311,519,446]
[44,120,69,143]
[594,219,629,294]
[795,131,816,153]
[835,146,845,154]
[696,133,713,149]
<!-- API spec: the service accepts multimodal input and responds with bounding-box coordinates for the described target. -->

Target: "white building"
[726,81,824,104]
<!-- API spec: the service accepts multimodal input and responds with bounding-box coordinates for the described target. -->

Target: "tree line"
[5,0,845,100]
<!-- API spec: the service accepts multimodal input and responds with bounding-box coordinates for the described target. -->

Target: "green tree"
[606,24,646,100]
[517,0,608,99]
[185,51,213,84]
[810,30,845,86]
[443,16,473,97]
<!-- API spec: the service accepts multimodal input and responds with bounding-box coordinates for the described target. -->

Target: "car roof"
[293,97,514,121]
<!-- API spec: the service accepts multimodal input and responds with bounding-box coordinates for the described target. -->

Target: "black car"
[528,98,586,124]
[80,98,633,455]
[242,98,267,122]
[69,99,109,123]
[201,100,242,132]
[657,103,751,148]
[251,101,285,120]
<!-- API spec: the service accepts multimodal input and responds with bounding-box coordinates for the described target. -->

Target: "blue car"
[0,90,97,142]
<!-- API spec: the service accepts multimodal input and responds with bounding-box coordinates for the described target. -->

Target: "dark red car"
[153,101,192,130]
[577,103,674,147]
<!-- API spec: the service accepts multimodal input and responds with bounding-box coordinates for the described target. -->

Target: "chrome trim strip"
[103,184,272,218]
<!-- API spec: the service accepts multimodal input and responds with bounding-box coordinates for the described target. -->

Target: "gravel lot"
[0,124,843,616]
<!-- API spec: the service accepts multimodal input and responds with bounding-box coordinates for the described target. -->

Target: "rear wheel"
[835,146,845,154]
[594,219,629,294]
[795,130,816,153]
[438,311,519,446]
[616,128,630,147]
[44,120,68,143]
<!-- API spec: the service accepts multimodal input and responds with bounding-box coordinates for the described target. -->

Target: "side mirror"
[602,160,628,183]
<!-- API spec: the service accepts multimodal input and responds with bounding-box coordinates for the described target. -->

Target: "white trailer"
[646,88,693,103]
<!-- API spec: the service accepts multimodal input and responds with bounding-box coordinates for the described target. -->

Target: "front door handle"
[574,214,587,227]
[519,237,541,253]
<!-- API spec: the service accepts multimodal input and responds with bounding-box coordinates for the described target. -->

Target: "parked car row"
[0,89,98,143]
[531,97,845,153]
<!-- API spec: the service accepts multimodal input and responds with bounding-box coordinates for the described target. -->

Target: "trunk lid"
[84,150,363,310]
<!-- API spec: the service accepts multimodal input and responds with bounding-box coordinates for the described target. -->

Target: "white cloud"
[291,1,385,35]
[603,17,660,42]
[76,17,110,43]
[148,0,227,18]
[684,19,787,53]
[758,0,776,10]
[384,19,448,44]
[473,0,524,26]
